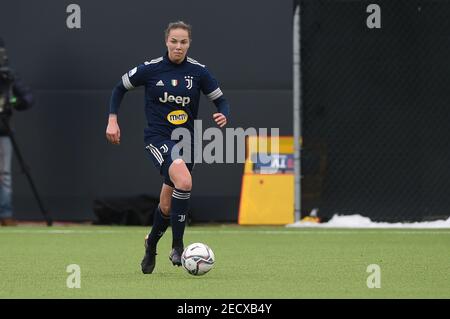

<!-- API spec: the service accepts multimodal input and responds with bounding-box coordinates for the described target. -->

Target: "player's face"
[166,28,190,64]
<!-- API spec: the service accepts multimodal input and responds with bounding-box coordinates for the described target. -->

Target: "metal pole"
[293,3,302,222]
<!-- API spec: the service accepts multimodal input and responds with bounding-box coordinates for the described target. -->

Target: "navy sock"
[170,188,191,249]
[146,206,170,252]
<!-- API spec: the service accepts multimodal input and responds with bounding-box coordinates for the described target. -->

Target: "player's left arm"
[201,68,230,128]
[212,96,230,128]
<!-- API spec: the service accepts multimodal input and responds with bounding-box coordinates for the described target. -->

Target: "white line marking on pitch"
[0,229,449,235]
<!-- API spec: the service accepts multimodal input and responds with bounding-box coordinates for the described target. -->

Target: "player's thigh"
[144,139,193,191]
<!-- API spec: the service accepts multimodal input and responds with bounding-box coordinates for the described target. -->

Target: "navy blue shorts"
[144,139,195,187]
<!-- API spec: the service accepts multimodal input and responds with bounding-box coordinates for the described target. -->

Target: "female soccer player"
[106,21,230,274]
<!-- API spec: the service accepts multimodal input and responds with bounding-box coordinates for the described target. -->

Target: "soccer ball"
[181,243,215,276]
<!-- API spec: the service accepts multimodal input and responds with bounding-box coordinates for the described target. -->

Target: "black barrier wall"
[300,0,450,222]
[0,0,293,221]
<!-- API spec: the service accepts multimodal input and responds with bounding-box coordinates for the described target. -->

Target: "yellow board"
[238,136,295,225]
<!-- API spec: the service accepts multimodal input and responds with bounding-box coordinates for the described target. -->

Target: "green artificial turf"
[0,225,449,298]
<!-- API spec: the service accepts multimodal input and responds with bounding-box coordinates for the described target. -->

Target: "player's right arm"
[106,65,147,145]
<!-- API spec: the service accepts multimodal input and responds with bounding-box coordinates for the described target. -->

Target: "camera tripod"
[0,115,52,226]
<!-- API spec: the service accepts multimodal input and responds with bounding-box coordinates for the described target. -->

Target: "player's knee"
[169,160,192,191]
[159,204,171,216]
[174,176,192,191]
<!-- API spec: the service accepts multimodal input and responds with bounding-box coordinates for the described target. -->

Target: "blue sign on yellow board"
[251,153,294,174]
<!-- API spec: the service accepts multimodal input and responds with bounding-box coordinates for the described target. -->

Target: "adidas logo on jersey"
[159,92,191,107]
[156,80,164,86]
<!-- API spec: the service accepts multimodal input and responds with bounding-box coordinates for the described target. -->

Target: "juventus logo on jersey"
[178,214,186,222]
[185,76,193,90]
[160,144,169,153]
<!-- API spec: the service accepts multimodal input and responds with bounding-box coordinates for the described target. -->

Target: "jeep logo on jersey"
[167,110,189,125]
[159,92,191,106]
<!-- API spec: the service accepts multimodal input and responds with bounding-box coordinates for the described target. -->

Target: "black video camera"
[0,37,14,83]
[0,38,15,114]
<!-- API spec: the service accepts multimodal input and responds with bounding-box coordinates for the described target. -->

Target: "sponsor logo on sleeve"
[128,67,137,77]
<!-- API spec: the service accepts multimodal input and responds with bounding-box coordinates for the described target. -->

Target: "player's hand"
[106,115,121,145]
[213,113,227,128]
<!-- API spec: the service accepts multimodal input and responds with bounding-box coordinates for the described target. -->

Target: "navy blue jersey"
[118,53,223,142]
